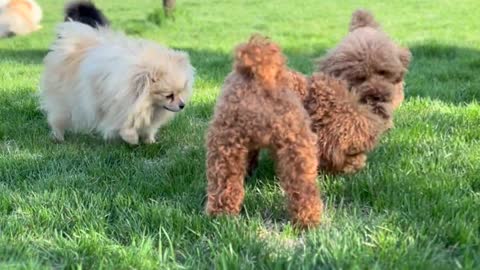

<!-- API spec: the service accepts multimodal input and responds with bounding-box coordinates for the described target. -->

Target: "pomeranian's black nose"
[179,103,185,110]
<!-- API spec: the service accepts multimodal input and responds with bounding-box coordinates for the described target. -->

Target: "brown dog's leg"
[273,128,323,228]
[246,149,260,178]
[205,140,248,216]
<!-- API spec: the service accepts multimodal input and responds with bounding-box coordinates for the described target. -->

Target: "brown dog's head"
[317,9,411,109]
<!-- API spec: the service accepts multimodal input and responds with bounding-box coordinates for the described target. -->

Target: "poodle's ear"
[349,9,380,32]
[398,47,412,69]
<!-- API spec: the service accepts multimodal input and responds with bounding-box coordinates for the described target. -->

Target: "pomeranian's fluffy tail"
[233,34,287,89]
[64,0,109,28]
[349,9,380,31]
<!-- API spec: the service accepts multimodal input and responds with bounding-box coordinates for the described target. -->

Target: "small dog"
[243,40,394,175]
[206,35,323,228]
[0,0,42,38]
[317,9,411,109]
[304,73,393,174]
[39,2,194,144]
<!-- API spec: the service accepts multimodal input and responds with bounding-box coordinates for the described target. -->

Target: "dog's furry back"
[40,21,194,140]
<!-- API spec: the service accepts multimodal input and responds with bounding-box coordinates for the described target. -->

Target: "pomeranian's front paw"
[50,130,65,143]
[120,129,139,145]
[143,136,156,144]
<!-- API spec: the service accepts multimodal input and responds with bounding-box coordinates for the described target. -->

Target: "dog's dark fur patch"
[64,1,109,28]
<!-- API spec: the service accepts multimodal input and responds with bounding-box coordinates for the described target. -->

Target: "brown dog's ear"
[398,47,412,69]
[349,9,380,32]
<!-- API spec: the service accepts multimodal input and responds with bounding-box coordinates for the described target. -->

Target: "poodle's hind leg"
[205,138,249,216]
[246,149,260,178]
[274,128,323,228]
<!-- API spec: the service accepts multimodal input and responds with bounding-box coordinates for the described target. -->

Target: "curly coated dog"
[243,28,397,175]
[205,36,323,228]
[317,9,411,110]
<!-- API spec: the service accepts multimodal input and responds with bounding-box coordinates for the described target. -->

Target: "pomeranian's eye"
[166,94,174,100]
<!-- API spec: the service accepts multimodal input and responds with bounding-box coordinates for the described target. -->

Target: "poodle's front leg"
[205,140,249,216]
[342,153,367,174]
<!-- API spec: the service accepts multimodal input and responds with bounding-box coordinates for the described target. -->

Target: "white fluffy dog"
[0,0,43,37]
[39,21,194,144]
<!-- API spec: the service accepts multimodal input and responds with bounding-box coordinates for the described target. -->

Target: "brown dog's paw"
[342,154,367,174]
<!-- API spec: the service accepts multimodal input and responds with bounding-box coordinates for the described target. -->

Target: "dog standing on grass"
[205,35,323,228]
[39,1,194,144]
[317,9,411,110]
[0,0,42,38]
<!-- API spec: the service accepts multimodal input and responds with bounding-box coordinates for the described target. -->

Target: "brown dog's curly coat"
[303,73,393,174]
[205,36,323,228]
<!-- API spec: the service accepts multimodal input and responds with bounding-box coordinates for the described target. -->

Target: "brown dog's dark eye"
[355,76,367,83]
[378,70,390,77]
[166,94,174,100]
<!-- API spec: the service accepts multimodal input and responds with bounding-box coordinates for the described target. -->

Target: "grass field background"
[1,0,480,269]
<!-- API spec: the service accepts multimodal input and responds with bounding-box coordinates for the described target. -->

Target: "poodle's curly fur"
[303,73,393,173]
[205,36,323,228]
[243,33,396,175]
[317,9,411,110]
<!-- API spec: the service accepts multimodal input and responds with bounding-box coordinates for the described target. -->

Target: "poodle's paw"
[291,199,323,229]
[120,129,139,145]
[342,154,367,174]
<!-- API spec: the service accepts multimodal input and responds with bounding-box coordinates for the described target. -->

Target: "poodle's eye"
[378,70,390,77]
[332,70,342,77]
[355,76,367,83]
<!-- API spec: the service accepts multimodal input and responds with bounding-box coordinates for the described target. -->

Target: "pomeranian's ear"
[131,71,151,97]
[149,69,165,84]
[398,47,412,69]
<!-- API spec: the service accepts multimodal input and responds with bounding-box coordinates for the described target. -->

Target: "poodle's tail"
[233,34,286,89]
[349,9,380,31]
[64,0,109,28]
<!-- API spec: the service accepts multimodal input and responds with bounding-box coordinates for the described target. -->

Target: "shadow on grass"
[406,43,480,105]
[0,49,47,65]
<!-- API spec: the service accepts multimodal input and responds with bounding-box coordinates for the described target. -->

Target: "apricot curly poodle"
[205,35,323,228]
[317,9,411,110]
[244,29,398,174]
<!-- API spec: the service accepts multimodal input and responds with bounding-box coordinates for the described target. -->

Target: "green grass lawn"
[1,0,480,268]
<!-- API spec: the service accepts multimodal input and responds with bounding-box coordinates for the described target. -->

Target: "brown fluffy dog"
[205,36,323,228]
[317,9,411,109]
[244,37,396,174]
[304,73,393,173]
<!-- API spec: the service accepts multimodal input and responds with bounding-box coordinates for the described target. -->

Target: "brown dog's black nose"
[179,102,185,110]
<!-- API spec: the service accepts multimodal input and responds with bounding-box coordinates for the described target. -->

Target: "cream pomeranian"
[39,2,194,145]
[0,0,42,37]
